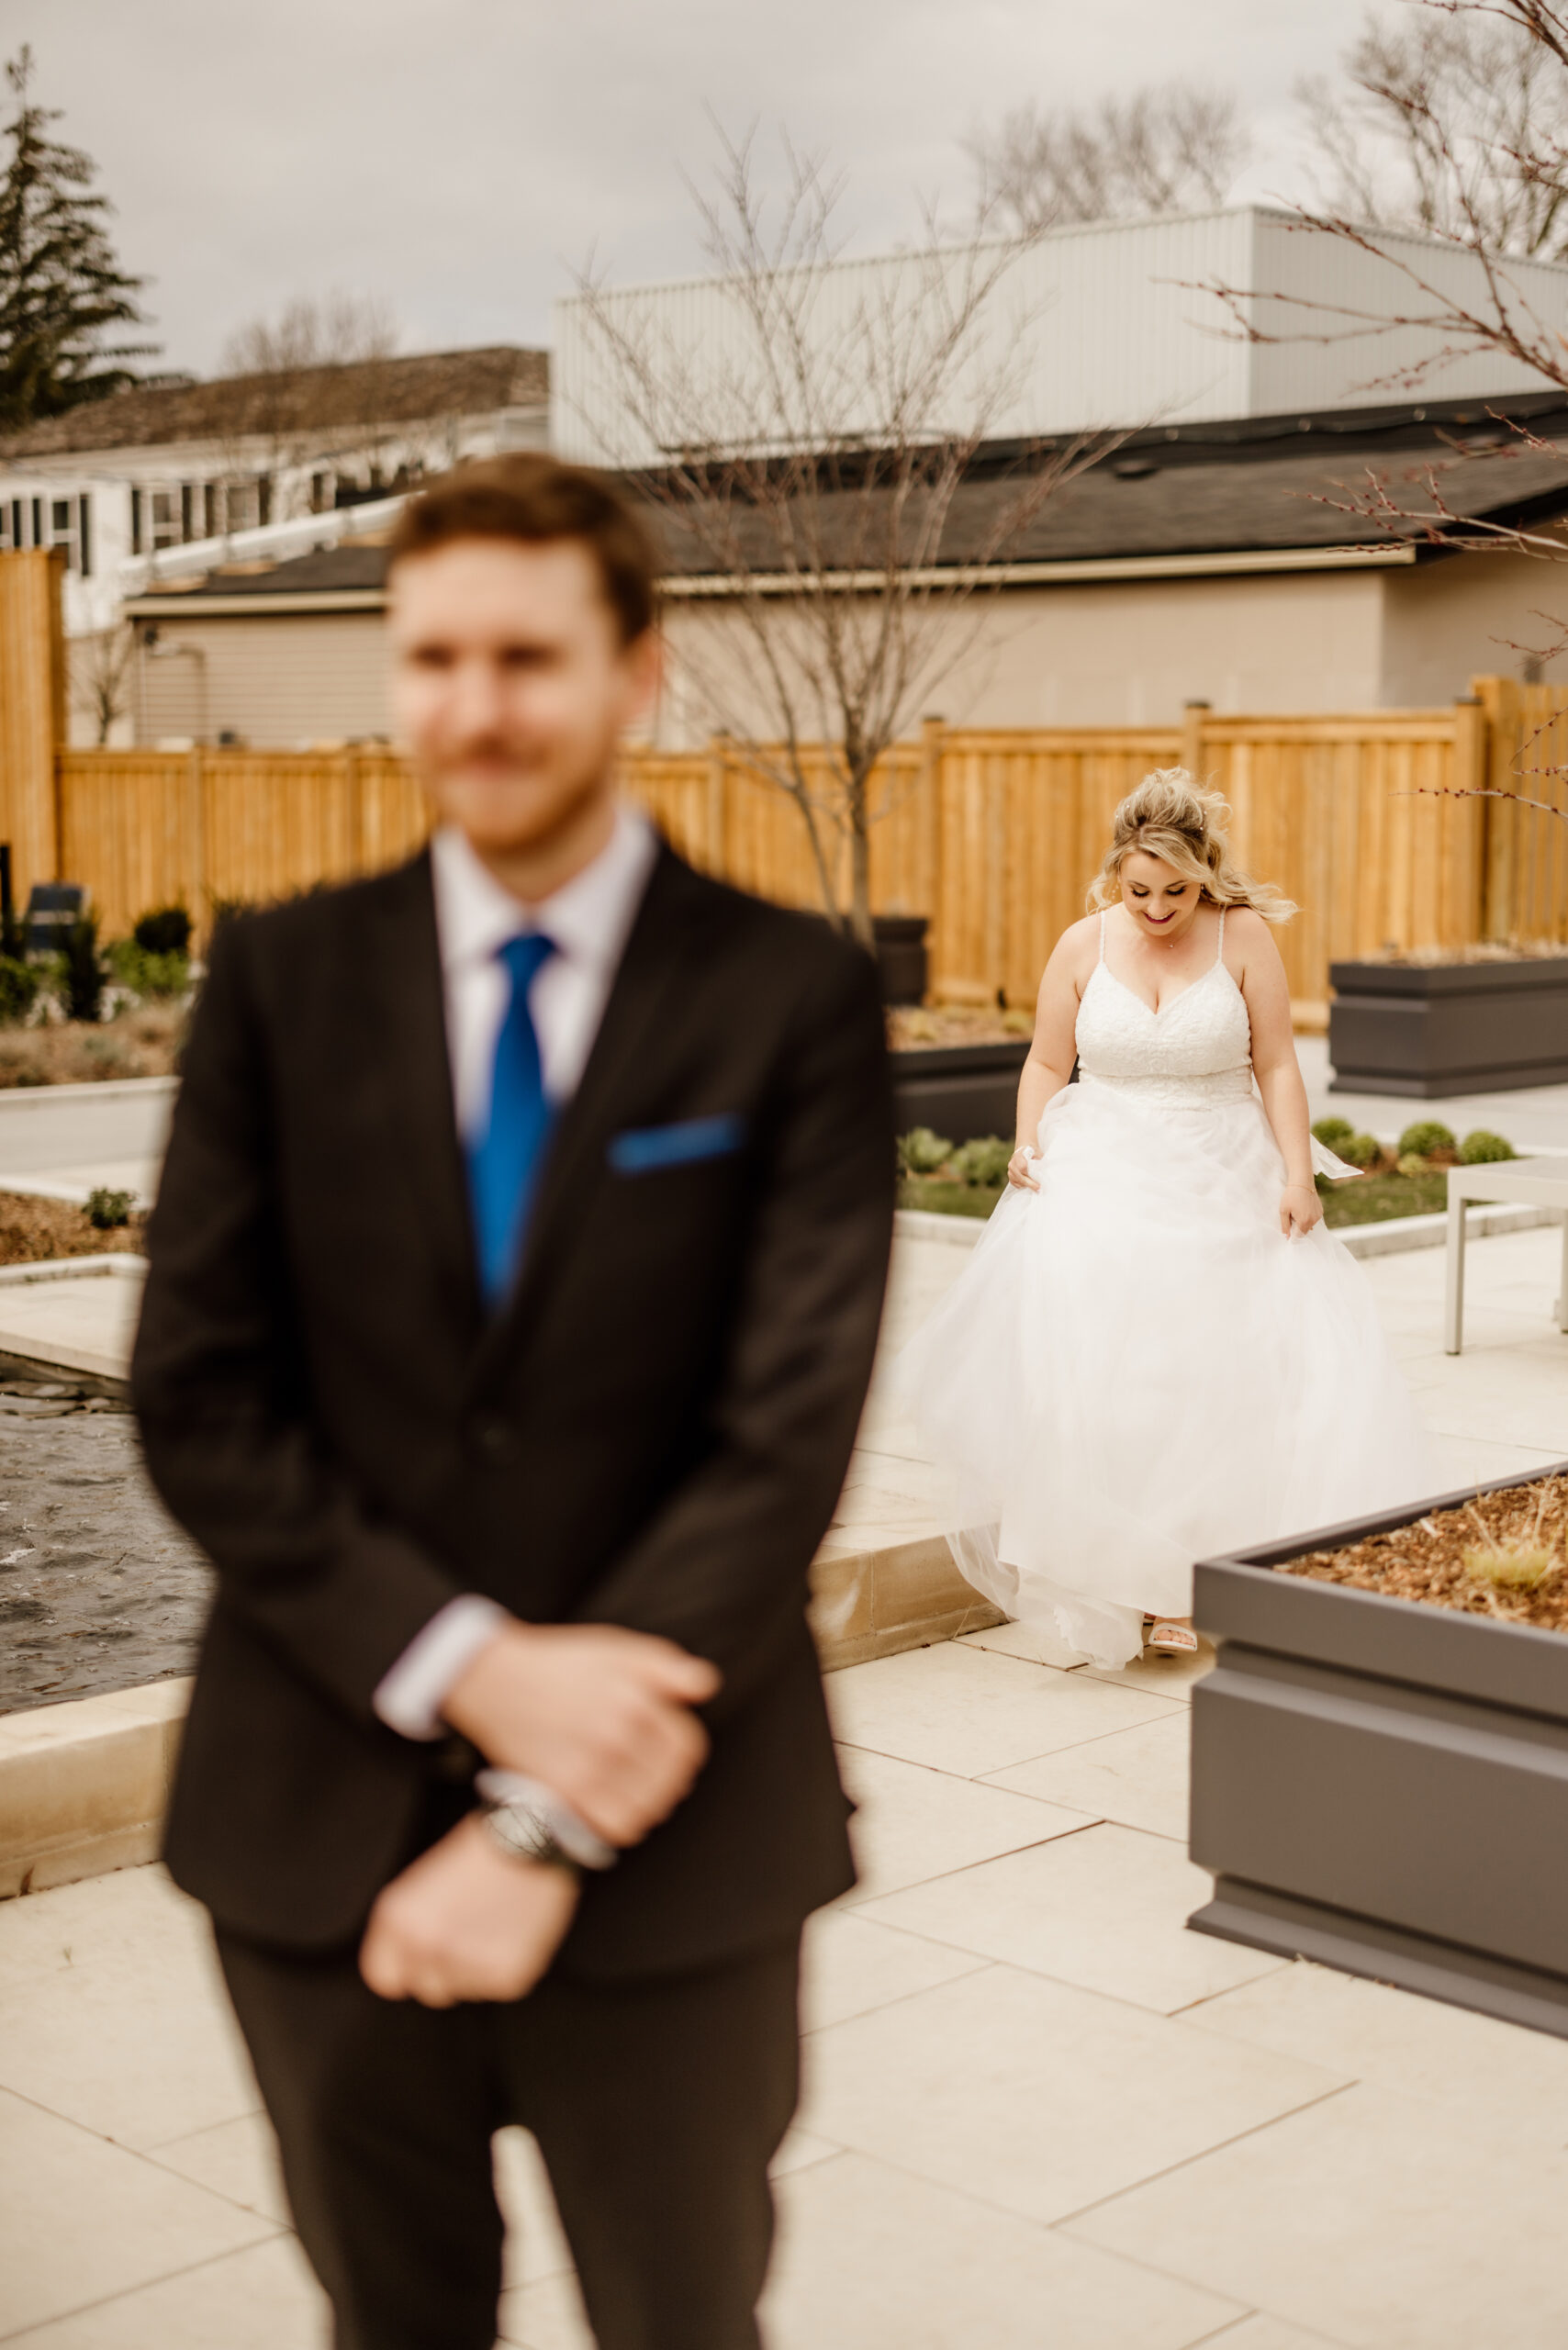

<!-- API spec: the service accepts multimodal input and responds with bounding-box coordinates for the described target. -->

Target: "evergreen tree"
[0,46,156,430]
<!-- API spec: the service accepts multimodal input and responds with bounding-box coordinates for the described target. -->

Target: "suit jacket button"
[470,1412,518,1462]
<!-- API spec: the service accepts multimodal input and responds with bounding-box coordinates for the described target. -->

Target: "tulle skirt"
[898,1077,1439,1668]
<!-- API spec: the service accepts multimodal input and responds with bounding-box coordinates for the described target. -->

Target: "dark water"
[0,1392,211,1714]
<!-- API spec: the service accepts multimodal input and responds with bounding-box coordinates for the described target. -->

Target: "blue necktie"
[466,932,558,1307]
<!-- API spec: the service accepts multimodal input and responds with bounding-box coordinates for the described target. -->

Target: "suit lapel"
[467,843,718,1388]
[367,853,483,1340]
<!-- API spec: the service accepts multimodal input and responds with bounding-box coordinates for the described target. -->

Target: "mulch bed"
[887,1004,1034,1049]
[1282,1474,1568,1632]
[0,1192,146,1267]
[0,1003,185,1089]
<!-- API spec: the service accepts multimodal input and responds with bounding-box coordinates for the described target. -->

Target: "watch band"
[474,1769,617,1871]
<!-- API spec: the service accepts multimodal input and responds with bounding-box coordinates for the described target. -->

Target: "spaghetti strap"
[1215,905,1226,965]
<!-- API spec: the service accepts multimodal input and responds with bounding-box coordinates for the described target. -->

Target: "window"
[48,493,85,571]
[78,493,91,576]
[130,487,143,555]
[149,489,180,551]
[224,481,259,534]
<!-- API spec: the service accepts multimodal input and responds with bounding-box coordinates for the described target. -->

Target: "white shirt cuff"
[372,1595,510,1740]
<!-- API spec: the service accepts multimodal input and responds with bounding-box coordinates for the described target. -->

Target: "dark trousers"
[216,1926,801,2350]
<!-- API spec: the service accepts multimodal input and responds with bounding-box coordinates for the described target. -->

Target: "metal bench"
[1444,1155,1568,1355]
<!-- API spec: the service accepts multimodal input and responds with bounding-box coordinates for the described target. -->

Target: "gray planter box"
[873,915,929,1007]
[1328,956,1568,1098]
[1188,1459,1568,2039]
[892,1038,1030,1143]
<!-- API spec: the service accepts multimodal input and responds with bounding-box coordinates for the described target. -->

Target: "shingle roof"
[128,396,1568,605]
[0,347,549,460]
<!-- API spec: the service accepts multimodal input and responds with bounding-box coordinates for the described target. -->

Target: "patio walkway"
[1,1224,1566,2347]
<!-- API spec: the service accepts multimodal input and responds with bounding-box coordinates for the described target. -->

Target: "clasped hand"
[360,1620,720,2007]
[1280,1181,1323,1239]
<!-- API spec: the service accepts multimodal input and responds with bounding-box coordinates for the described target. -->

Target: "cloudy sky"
[14,0,1385,377]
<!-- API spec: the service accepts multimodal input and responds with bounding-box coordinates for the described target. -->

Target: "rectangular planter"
[1189,1459,1568,2039]
[893,1039,1030,1144]
[1328,957,1568,1097]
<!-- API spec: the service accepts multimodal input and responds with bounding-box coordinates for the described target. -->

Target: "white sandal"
[1147,1621,1199,1656]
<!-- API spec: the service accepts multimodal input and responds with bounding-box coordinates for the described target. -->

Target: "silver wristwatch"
[480,1793,577,1872]
[475,1770,616,1873]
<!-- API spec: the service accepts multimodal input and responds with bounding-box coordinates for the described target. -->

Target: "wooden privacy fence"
[15,697,1568,1013]
[55,747,429,939]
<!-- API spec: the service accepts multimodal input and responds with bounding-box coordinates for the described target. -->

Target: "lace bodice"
[1074,910,1253,1108]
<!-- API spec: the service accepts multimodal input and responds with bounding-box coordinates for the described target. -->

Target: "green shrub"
[1311,1116,1356,1152]
[0,956,39,1028]
[950,1135,1013,1188]
[1397,1119,1457,1159]
[1459,1129,1517,1163]
[1344,1132,1383,1169]
[85,1186,134,1230]
[106,938,190,1000]
[131,904,192,957]
[897,1126,954,1176]
[1396,1151,1431,1177]
[63,915,104,1024]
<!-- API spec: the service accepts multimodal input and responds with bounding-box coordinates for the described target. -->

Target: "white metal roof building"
[554,206,1568,464]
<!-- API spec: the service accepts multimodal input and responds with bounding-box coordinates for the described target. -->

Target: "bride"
[901,768,1436,1670]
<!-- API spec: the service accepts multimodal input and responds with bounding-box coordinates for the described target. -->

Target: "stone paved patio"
[1,1219,1565,2345]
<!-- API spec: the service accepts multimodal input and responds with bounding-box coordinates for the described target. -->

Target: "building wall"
[121,550,1562,751]
[1379,549,1568,704]
[555,207,1568,465]
[133,612,392,747]
[652,566,1392,744]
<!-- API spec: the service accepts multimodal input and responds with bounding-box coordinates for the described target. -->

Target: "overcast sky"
[12,0,1386,378]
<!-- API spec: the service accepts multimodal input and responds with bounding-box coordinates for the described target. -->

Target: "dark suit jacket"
[132,841,895,1977]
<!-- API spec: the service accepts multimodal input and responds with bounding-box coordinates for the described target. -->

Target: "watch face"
[487,1804,555,1865]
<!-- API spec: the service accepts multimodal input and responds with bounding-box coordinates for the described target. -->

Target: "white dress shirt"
[373,803,660,1740]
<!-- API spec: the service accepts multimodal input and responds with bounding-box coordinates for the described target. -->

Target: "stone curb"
[0,1537,990,1901]
[0,1253,146,1288]
[0,1075,177,1110]
[0,1678,190,1898]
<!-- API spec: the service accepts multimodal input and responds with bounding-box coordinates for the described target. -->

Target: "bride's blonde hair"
[1087,768,1296,924]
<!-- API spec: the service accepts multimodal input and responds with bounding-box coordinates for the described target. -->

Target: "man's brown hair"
[387,454,659,644]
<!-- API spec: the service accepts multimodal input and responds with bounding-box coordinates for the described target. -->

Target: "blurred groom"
[132,454,894,2350]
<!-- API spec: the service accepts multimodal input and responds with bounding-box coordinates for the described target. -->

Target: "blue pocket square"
[607,1113,748,1176]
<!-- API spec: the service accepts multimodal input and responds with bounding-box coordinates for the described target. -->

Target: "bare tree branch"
[967,83,1249,234]
[569,127,1126,943]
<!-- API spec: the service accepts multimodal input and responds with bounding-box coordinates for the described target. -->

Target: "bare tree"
[1299,7,1568,258]
[1195,1,1568,858]
[218,291,397,380]
[569,128,1120,946]
[968,83,1249,235]
[68,621,134,744]
[198,293,402,523]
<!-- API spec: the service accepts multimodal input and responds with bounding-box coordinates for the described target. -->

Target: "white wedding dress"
[900,910,1439,1668]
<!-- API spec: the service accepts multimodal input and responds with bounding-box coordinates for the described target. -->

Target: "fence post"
[185,746,207,944]
[918,715,945,977]
[705,733,730,878]
[0,549,66,904]
[1449,694,1488,943]
[1470,675,1518,941]
[1181,699,1211,781]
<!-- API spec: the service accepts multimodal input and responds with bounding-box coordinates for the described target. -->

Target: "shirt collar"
[430,804,658,978]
